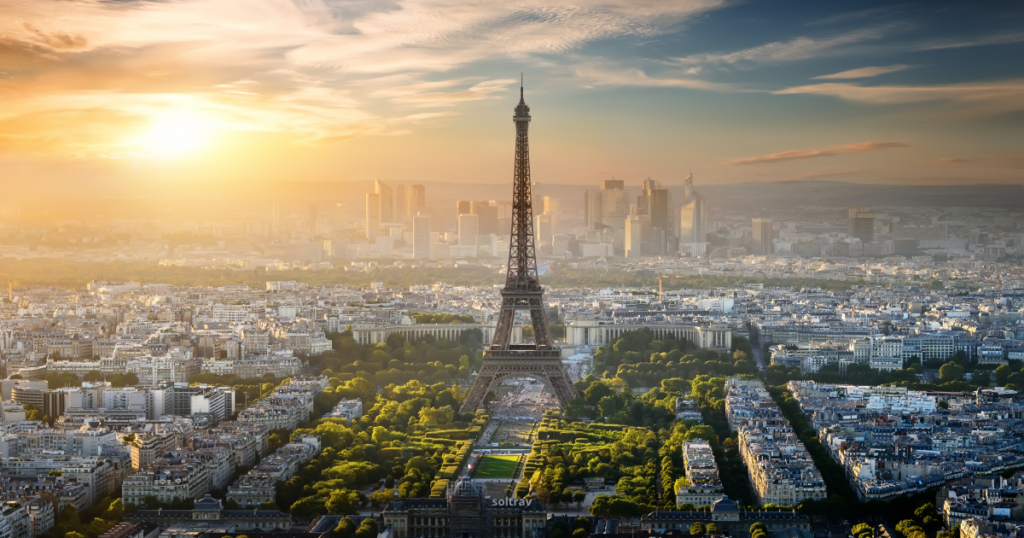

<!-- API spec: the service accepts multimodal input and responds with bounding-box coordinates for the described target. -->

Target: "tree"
[852,523,872,538]
[706,523,718,535]
[334,518,357,538]
[354,518,379,538]
[370,489,395,508]
[597,396,617,417]
[995,364,1013,386]
[572,529,588,538]
[574,490,586,509]
[584,383,614,406]
[325,489,360,515]
[689,522,705,536]
[939,363,965,383]
[104,498,125,521]
[750,523,768,536]
[84,370,104,382]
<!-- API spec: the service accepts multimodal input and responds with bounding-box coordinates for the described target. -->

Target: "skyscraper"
[413,215,430,259]
[365,194,380,241]
[410,184,426,214]
[375,179,393,223]
[456,200,472,215]
[584,178,628,231]
[307,204,318,233]
[584,189,603,229]
[535,214,553,246]
[394,184,426,223]
[679,173,708,255]
[639,178,670,252]
[752,218,773,255]
[848,206,874,242]
[625,215,649,258]
[458,213,479,246]
[471,201,498,235]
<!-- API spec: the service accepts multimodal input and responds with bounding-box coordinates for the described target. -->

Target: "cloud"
[939,157,1024,169]
[676,26,891,67]
[913,32,1024,51]
[726,142,909,165]
[575,65,735,92]
[814,65,911,79]
[377,78,517,107]
[773,80,1024,115]
[798,167,865,179]
[0,0,728,155]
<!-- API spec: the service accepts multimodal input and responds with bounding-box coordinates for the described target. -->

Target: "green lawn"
[474,455,520,479]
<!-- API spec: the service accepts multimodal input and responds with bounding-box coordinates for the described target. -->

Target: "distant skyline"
[1,0,1022,188]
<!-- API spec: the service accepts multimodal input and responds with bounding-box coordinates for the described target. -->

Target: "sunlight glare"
[141,111,215,157]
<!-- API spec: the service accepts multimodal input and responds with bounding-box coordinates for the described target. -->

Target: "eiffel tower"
[459,81,577,413]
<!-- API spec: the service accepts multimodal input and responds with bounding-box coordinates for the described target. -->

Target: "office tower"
[307,204,317,233]
[679,173,708,254]
[410,184,426,213]
[543,196,560,235]
[413,215,430,259]
[459,83,576,413]
[752,218,773,255]
[375,179,394,223]
[585,189,604,228]
[365,194,380,241]
[848,206,874,242]
[602,189,630,231]
[625,215,649,258]
[638,178,670,250]
[456,200,472,215]
[535,214,553,245]
[584,179,629,231]
[458,213,479,246]
[543,196,560,214]
[271,204,281,228]
[394,185,409,222]
[471,201,498,235]
[532,182,544,214]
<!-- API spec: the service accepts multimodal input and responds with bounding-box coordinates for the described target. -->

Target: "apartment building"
[677,441,722,507]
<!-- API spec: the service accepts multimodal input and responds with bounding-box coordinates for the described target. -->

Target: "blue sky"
[0,0,1021,187]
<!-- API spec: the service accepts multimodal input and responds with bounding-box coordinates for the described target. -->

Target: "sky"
[1,0,1022,190]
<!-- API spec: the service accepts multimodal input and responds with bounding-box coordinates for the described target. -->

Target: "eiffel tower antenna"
[459,81,577,413]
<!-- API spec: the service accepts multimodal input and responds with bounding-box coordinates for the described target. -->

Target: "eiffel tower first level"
[459,83,578,414]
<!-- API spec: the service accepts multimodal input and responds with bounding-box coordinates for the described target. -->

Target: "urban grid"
[1,4,1023,538]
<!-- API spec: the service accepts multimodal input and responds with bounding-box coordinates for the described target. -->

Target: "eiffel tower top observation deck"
[459,81,577,413]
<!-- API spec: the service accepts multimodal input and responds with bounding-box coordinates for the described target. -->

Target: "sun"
[140,111,215,157]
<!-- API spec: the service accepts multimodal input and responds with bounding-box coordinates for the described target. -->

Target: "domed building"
[382,478,547,538]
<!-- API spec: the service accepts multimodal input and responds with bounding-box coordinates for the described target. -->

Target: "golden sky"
[1,0,1022,187]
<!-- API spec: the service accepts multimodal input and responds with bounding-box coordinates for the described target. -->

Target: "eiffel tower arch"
[460,82,577,414]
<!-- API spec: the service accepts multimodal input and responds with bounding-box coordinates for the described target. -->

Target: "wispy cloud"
[939,157,1024,169]
[798,167,865,179]
[814,65,911,79]
[0,0,728,155]
[676,26,891,67]
[575,65,735,92]
[773,80,1024,115]
[726,142,909,165]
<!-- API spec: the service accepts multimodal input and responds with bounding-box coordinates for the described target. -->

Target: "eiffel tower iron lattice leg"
[460,79,577,414]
